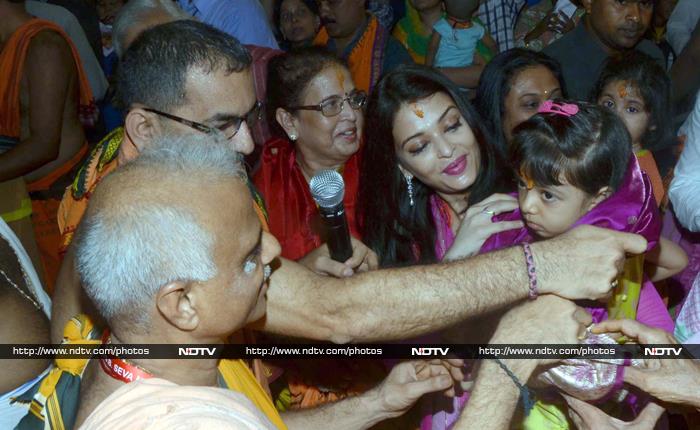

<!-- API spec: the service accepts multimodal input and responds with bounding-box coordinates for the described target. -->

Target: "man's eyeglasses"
[288,90,367,117]
[143,101,263,140]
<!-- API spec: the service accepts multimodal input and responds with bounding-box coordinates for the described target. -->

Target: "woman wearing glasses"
[254,48,373,272]
[253,47,387,412]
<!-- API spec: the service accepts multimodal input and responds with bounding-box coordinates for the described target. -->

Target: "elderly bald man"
[60,134,463,429]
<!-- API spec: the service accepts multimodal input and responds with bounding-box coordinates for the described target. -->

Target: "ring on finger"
[482,207,496,216]
[611,279,619,289]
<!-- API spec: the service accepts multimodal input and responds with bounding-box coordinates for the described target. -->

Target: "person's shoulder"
[24,26,74,74]
[543,26,579,57]
[384,34,414,68]
[433,17,450,31]
[27,26,72,54]
[635,39,666,65]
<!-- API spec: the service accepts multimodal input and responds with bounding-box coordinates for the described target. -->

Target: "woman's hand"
[299,236,379,277]
[443,193,523,261]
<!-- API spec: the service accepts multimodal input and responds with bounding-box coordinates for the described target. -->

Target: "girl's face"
[280,0,320,44]
[393,92,481,197]
[517,173,608,239]
[597,80,651,149]
[502,66,562,144]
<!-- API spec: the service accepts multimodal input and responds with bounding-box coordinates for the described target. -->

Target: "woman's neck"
[437,191,470,220]
[296,149,345,183]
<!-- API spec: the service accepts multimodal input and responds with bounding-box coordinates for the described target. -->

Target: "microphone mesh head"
[310,170,345,208]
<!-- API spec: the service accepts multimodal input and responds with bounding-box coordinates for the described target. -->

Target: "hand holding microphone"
[310,170,353,262]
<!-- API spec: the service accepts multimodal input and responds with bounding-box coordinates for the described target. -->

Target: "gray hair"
[112,0,191,57]
[76,133,246,329]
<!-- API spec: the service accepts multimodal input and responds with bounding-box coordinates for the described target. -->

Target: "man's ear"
[275,108,299,141]
[156,280,200,331]
[588,185,612,210]
[125,108,159,152]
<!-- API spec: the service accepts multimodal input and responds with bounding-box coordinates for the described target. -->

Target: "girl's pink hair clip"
[538,100,579,117]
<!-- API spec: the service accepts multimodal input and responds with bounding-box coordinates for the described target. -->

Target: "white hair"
[75,133,246,329]
[112,0,192,57]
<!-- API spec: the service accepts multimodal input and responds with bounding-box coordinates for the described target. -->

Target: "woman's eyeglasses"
[288,90,367,117]
[143,101,263,140]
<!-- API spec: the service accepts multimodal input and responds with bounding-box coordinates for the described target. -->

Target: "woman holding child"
[359,61,685,428]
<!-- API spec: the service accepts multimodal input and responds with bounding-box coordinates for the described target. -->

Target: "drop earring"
[406,175,414,207]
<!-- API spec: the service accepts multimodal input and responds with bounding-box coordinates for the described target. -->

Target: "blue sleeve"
[433,18,452,38]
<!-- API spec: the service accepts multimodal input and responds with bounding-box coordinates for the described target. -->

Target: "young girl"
[592,51,674,207]
[479,100,686,425]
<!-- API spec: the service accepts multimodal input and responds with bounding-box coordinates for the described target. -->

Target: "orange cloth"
[0,19,94,136]
[57,127,125,256]
[313,15,387,93]
[0,19,95,293]
[636,150,664,207]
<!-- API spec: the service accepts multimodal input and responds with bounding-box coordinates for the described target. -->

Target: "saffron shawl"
[313,15,387,93]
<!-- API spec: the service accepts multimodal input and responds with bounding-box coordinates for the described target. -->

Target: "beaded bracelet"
[522,243,538,300]
[493,358,536,416]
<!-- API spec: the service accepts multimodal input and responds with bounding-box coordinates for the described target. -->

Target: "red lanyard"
[98,330,153,383]
[99,356,153,383]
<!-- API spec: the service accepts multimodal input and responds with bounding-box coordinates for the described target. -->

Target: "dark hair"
[511,101,632,196]
[591,51,672,152]
[359,65,504,267]
[266,47,346,135]
[116,20,251,112]
[474,49,565,162]
[444,0,480,20]
[274,0,319,30]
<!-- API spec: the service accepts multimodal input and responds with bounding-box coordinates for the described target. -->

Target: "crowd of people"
[1,0,700,428]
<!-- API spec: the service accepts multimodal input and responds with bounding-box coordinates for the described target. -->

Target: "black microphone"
[310,170,353,262]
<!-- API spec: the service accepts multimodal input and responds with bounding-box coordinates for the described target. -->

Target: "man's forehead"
[183,66,255,111]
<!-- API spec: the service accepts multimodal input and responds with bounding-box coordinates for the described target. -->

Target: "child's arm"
[426,30,440,67]
[644,237,689,282]
[481,33,498,56]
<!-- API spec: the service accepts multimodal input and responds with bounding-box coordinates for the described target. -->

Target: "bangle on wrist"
[522,243,538,299]
[492,358,536,416]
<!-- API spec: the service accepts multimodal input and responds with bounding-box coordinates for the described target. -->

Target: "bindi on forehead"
[519,167,535,190]
[410,102,424,118]
[618,82,629,99]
